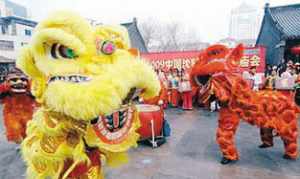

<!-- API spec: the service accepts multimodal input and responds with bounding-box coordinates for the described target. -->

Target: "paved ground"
[0,106,300,179]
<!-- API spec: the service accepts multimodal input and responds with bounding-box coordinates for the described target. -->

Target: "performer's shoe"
[282,154,296,160]
[258,143,273,148]
[220,157,236,165]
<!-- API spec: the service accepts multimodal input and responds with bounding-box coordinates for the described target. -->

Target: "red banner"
[238,46,266,73]
[141,46,266,73]
[141,51,200,72]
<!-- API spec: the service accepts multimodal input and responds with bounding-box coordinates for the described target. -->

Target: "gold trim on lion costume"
[17,11,160,179]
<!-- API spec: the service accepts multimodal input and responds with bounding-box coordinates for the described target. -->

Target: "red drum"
[136,104,164,140]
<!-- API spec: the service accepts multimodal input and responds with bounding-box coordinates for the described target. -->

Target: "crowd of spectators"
[154,69,194,110]
[264,60,299,90]
[150,60,300,112]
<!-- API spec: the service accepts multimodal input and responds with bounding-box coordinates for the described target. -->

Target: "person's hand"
[138,97,144,103]
[158,100,164,105]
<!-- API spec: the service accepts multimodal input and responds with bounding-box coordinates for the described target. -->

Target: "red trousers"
[181,91,193,110]
[170,89,179,107]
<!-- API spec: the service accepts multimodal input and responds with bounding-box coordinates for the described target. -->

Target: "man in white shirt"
[281,67,292,78]
[249,66,262,91]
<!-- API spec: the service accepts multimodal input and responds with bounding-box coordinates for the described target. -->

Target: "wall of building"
[15,23,33,37]
[0,17,34,59]
[0,1,32,81]
[0,33,31,59]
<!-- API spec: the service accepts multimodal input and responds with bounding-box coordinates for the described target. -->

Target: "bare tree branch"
[139,18,207,52]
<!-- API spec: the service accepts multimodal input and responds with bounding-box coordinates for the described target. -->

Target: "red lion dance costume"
[190,44,299,164]
[0,69,36,143]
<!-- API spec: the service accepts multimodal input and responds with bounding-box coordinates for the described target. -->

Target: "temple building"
[256,3,300,65]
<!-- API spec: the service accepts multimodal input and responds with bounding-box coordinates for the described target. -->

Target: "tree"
[138,18,158,50]
[139,18,207,52]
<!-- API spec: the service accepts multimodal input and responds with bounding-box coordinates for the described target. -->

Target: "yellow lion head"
[18,11,160,178]
[17,11,160,121]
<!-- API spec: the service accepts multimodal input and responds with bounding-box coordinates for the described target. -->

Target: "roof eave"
[255,13,266,45]
[283,35,300,41]
[269,3,300,10]
[134,21,148,53]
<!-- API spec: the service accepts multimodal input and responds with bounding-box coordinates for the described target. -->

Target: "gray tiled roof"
[121,19,148,53]
[269,4,300,39]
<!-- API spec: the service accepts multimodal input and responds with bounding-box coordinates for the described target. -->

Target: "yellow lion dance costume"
[17,11,160,179]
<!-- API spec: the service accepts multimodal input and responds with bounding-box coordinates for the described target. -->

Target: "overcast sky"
[11,0,299,42]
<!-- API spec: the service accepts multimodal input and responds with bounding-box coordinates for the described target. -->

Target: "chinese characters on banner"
[147,58,198,71]
[141,46,266,73]
[141,51,201,72]
[238,46,266,73]
[239,55,260,68]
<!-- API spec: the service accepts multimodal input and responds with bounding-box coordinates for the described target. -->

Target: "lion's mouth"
[10,84,27,93]
[195,75,215,103]
[92,105,134,142]
[11,88,27,93]
[195,75,211,86]
[48,75,91,83]
[47,74,143,143]
[92,87,142,144]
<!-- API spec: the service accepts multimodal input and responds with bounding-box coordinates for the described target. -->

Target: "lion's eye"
[10,78,18,82]
[51,43,77,59]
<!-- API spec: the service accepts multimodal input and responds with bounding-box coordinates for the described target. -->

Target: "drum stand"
[150,120,157,147]
[147,118,166,148]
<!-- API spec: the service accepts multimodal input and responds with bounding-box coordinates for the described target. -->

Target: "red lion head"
[6,68,30,94]
[190,44,245,104]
